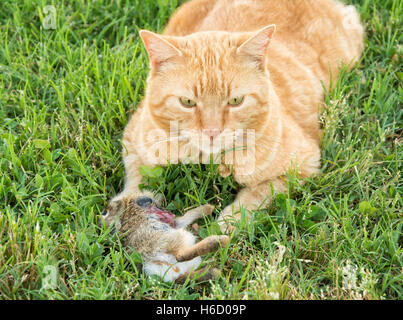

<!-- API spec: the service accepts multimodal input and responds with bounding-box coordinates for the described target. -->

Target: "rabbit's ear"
[135,196,154,208]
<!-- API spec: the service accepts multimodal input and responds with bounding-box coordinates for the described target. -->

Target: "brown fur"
[111,0,364,233]
[99,193,229,282]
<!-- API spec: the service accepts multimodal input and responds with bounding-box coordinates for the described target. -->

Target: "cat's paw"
[218,164,231,178]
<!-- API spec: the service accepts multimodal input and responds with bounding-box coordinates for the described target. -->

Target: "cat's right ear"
[236,25,276,70]
[139,30,182,72]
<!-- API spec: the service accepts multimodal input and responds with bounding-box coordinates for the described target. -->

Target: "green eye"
[228,96,244,106]
[179,97,197,107]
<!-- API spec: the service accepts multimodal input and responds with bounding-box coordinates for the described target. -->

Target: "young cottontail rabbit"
[99,192,229,283]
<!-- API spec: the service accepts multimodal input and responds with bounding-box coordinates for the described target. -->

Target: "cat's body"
[100,193,228,282]
[112,0,364,232]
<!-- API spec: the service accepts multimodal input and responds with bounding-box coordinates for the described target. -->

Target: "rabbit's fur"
[99,191,229,283]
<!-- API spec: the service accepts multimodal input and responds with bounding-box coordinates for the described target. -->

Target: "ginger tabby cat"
[111,0,364,233]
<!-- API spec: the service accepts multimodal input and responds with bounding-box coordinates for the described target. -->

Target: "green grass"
[0,0,401,300]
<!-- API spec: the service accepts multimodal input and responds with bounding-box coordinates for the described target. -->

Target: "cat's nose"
[203,128,222,141]
[136,196,154,208]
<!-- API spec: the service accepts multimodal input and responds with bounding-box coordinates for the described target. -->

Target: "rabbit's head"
[98,193,176,235]
[98,195,154,234]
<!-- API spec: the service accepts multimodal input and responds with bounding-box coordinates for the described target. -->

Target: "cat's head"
[139,25,276,156]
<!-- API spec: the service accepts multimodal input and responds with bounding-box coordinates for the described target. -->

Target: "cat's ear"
[139,30,182,71]
[236,25,276,69]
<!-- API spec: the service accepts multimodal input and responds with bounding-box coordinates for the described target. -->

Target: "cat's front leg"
[217,178,287,234]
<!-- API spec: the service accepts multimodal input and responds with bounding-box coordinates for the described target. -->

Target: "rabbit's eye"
[102,210,108,217]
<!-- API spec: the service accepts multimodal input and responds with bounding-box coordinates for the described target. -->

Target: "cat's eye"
[179,97,197,108]
[228,96,244,106]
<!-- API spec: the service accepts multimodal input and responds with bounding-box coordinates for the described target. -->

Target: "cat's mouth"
[182,129,243,155]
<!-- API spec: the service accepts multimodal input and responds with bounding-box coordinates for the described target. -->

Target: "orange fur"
[113,0,364,233]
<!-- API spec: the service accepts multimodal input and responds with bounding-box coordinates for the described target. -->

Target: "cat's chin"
[196,144,223,155]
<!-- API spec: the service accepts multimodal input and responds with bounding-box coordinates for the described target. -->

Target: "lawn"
[0,0,401,299]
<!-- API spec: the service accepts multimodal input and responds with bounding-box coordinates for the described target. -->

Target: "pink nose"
[203,128,222,140]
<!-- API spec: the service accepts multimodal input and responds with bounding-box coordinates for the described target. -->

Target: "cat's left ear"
[236,25,276,69]
[139,30,183,72]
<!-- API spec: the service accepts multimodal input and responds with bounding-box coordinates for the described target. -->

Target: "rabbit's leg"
[175,204,214,228]
[175,267,220,284]
[175,235,229,262]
